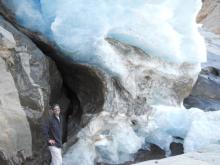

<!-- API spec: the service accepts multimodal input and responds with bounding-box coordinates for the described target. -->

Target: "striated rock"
[197,0,220,35]
[184,67,220,111]
[184,2,220,111]
[0,15,50,117]
[0,53,32,164]
[0,16,66,164]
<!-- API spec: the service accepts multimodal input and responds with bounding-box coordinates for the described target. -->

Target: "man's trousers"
[49,146,62,165]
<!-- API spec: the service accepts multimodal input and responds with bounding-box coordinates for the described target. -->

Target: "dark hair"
[52,104,60,110]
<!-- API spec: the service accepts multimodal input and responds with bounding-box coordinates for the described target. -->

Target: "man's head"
[52,104,60,116]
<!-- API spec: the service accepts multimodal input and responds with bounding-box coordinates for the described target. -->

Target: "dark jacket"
[43,115,63,148]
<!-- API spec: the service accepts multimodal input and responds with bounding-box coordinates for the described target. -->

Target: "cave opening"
[56,58,106,145]
[30,42,184,164]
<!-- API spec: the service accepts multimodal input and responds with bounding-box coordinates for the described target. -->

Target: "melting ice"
[62,107,220,165]
[3,0,218,164]
[3,0,206,68]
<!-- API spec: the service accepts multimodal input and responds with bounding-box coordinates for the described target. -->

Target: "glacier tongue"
[3,0,206,69]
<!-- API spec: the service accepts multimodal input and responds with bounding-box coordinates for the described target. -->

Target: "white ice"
[3,0,206,75]
[142,106,220,153]
[62,107,220,164]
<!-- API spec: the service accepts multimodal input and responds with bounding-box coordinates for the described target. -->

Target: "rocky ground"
[133,144,220,165]
[0,15,69,164]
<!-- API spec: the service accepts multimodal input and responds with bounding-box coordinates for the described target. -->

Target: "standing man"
[43,104,63,165]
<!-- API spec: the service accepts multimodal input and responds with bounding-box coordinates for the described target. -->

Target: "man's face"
[53,105,60,116]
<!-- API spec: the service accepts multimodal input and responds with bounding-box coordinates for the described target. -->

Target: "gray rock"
[184,65,220,111]
[196,0,220,35]
[184,96,220,111]
[0,55,32,165]
[0,16,66,164]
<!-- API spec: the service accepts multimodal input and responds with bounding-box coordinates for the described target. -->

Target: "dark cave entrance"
[51,55,106,145]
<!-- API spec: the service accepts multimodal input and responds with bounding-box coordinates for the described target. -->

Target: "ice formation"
[62,108,220,164]
[3,0,206,67]
[3,0,218,165]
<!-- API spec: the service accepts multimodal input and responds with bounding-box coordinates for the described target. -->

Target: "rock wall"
[0,16,66,164]
[197,0,220,35]
[184,0,220,111]
[184,67,220,111]
[0,52,32,164]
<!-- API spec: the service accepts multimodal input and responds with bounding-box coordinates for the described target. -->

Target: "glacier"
[3,0,206,66]
[3,0,219,165]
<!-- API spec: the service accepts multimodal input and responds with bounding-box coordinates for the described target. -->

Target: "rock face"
[0,16,65,164]
[197,0,220,35]
[0,52,32,164]
[133,144,220,165]
[184,0,220,111]
[184,67,220,111]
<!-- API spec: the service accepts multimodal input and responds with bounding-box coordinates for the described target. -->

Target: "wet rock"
[0,53,32,165]
[184,67,220,111]
[185,4,220,111]
[169,142,184,156]
[134,145,165,163]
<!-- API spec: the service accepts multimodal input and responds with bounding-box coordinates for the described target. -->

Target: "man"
[43,104,63,165]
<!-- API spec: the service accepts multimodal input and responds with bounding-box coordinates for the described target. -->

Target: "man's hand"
[48,139,56,145]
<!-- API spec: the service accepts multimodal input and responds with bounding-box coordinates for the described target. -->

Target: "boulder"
[184,0,220,111]
[0,53,32,165]
[184,67,220,111]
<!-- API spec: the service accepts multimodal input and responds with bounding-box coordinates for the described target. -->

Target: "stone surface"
[0,16,66,164]
[184,3,220,111]
[184,66,220,111]
[197,0,220,35]
[0,15,50,117]
[184,30,220,111]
